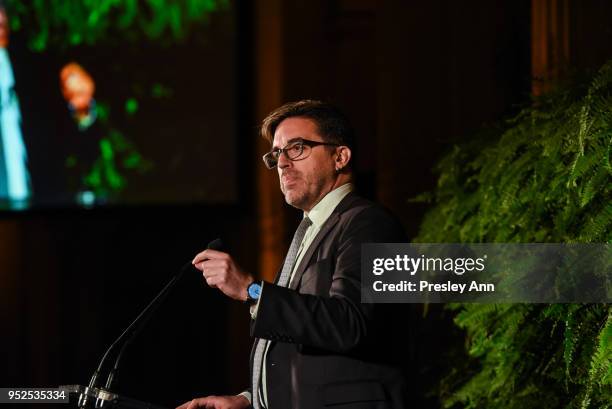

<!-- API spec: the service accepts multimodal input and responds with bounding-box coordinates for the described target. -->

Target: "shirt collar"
[305,183,354,228]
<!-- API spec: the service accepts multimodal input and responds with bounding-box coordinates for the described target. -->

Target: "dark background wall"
[1,1,610,408]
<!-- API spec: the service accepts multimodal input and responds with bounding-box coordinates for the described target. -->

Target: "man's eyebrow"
[272,137,304,150]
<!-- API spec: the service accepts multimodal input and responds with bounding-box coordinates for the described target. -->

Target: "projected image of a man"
[0,3,32,209]
[60,62,97,130]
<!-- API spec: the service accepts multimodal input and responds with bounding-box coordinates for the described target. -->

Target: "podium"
[55,254,224,409]
[59,385,169,409]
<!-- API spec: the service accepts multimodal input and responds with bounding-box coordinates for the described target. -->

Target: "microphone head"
[207,238,224,251]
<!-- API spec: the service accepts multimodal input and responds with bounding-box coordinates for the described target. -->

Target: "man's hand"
[192,249,254,301]
[176,395,250,409]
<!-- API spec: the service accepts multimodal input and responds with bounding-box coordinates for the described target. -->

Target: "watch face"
[248,283,261,299]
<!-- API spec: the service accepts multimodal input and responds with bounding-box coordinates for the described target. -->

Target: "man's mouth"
[281,173,300,187]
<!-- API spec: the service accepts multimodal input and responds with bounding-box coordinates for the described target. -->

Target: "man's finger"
[200,258,230,271]
[192,250,207,265]
[192,249,228,265]
[186,397,207,409]
[201,263,225,278]
[204,275,219,288]
[193,258,222,272]
[176,399,197,409]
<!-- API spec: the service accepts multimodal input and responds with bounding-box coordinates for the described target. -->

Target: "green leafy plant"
[414,61,612,408]
[5,0,229,50]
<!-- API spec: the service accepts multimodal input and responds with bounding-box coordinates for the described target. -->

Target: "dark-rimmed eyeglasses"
[262,138,339,169]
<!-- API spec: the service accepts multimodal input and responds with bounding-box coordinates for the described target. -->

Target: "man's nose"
[277,151,291,169]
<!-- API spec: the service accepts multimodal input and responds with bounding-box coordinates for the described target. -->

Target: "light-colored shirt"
[242,183,354,407]
[0,48,31,206]
[290,182,353,287]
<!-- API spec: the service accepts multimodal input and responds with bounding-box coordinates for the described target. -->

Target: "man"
[179,100,408,409]
[0,3,31,209]
[59,62,97,130]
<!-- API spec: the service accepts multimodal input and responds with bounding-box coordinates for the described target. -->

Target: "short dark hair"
[261,100,355,149]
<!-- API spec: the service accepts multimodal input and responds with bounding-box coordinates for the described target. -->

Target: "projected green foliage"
[5,0,228,50]
[415,62,612,408]
[125,98,138,115]
[1,2,222,202]
[83,119,152,197]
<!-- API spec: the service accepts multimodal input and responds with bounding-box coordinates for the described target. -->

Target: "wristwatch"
[246,281,262,304]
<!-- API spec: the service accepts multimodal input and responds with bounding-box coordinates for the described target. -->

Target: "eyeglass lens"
[264,141,308,168]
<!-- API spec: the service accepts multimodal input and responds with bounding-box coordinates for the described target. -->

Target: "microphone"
[81,239,224,407]
[206,238,224,252]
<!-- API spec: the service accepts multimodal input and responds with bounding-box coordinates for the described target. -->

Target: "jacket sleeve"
[250,206,405,353]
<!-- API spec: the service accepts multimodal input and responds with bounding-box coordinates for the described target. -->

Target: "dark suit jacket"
[250,192,409,409]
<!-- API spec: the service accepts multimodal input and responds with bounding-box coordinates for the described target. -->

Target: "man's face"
[0,9,9,48]
[60,65,95,111]
[273,117,338,211]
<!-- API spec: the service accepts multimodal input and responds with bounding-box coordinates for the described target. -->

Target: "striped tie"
[252,217,312,409]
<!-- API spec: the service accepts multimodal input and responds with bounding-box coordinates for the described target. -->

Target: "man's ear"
[334,146,352,171]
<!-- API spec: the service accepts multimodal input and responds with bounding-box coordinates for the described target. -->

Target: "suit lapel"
[289,212,339,290]
[287,192,362,290]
